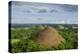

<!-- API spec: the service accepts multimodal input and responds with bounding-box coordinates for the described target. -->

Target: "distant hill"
[10,24,78,28]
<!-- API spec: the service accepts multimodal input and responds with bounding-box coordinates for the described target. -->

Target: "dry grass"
[35,26,65,48]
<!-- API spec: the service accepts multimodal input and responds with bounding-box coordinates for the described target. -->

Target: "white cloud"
[11,1,78,24]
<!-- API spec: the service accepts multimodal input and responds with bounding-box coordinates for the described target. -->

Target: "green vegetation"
[9,25,78,53]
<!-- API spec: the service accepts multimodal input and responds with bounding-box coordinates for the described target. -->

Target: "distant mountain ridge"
[10,24,78,28]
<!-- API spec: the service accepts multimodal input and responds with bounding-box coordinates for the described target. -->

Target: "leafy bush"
[10,25,78,53]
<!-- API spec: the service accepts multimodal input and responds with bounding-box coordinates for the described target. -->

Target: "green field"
[9,24,78,53]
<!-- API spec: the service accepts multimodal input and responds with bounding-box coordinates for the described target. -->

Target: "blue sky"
[10,1,78,24]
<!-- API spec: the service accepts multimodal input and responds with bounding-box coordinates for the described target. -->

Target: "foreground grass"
[10,25,78,53]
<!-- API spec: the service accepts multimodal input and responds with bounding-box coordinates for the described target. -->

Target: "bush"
[10,25,78,53]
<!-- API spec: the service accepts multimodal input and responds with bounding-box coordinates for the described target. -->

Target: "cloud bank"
[10,1,78,24]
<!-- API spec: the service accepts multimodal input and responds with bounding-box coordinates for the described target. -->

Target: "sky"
[10,1,78,24]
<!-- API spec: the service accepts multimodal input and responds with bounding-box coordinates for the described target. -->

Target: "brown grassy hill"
[35,26,65,48]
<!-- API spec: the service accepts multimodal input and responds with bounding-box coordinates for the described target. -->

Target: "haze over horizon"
[9,1,78,24]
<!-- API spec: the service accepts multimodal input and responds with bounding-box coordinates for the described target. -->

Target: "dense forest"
[9,24,78,53]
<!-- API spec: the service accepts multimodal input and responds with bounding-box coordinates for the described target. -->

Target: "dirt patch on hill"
[35,26,65,48]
